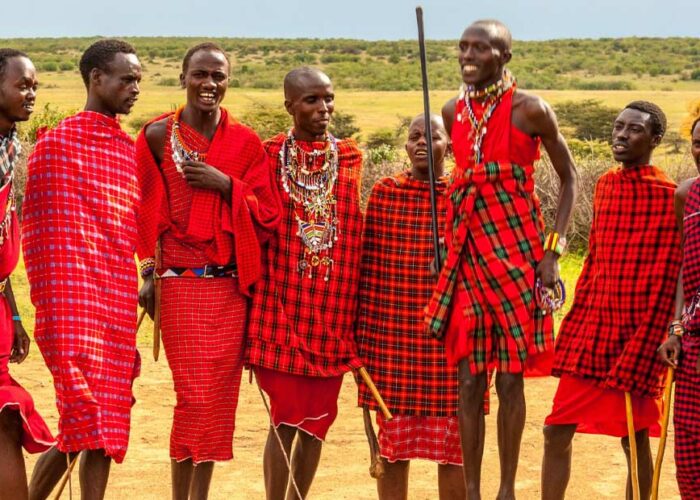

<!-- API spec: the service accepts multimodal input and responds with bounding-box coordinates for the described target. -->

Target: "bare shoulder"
[512,89,551,120]
[676,176,698,202]
[144,117,168,162]
[442,97,457,135]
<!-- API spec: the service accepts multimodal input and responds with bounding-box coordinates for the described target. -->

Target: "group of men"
[0,17,698,500]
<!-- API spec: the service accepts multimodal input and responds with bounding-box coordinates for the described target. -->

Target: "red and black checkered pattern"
[682,178,700,331]
[22,111,141,463]
[136,109,281,295]
[356,171,459,416]
[552,165,681,398]
[674,335,700,498]
[246,133,364,377]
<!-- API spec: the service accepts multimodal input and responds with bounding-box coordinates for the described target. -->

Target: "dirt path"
[15,346,680,499]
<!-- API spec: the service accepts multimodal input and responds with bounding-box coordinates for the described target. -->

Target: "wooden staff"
[625,392,641,500]
[52,453,78,500]
[153,238,162,361]
[362,407,385,479]
[358,367,393,420]
[415,5,442,273]
[651,367,674,500]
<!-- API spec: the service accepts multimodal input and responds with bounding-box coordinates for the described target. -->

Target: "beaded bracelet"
[668,320,685,338]
[544,232,566,257]
[139,257,156,278]
[535,278,566,313]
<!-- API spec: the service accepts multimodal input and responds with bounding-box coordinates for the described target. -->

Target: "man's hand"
[658,335,681,368]
[536,252,560,289]
[180,160,231,197]
[10,321,30,364]
[139,275,156,320]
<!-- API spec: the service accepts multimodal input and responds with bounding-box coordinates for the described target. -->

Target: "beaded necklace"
[280,129,339,281]
[0,129,18,247]
[170,106,208,173]
[456,69,515,164]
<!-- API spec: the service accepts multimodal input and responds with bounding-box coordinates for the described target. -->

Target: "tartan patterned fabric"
[552,165,681,398]
[136,111,277,462]
[673,335,700,499]
[22,111,141,463]
[425,87,552,374]
[0,128,20,184]
[682,178,700,331]
[246,133,364,377]
[376,414,462,465]
[135,109,281,296]
[356,171,459,416]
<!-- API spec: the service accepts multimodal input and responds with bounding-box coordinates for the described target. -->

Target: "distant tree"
[329,111,360,140]
[554,99,619,143]
[239,101,291,141]
[664,131,689,154]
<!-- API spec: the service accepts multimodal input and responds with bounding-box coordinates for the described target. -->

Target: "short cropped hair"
[624,100,667,139]
[182,42,229,74]
[0,48,29,79]
[79,39,136,87]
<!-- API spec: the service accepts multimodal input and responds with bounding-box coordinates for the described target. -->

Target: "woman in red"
[0,49,54,500]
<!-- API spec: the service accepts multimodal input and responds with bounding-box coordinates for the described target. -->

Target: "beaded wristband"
[535,278,566,313]
[139,257,156,278]
[668,320,685,338]
[544,232,566,257]
[12,315,21,321]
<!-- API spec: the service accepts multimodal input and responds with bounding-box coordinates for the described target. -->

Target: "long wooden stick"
[651,368,674,500]
[52,454,78,500]
[625,392,641,500]
[358,367,393,420]
[415,5,442,273]
[153,238,162,361]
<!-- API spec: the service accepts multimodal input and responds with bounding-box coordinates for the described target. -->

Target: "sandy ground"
[14,345,681,500]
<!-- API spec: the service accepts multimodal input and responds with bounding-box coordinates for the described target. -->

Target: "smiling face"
[405,115,448,180]
[285,71,334,142]
[0,56,38,135]
[458,24,511,89]
[691,120,700,172]
[611,107,660,167]
[181,49,229,114]
[90,52,141,116]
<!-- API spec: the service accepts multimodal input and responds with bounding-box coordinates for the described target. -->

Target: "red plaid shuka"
[136,108,281,296]
[135,111,279,463]
[552,165,681,398]
[356,171,458,416]
[425,87,553,374]
[246,133,364,377]
[22,111,141,463]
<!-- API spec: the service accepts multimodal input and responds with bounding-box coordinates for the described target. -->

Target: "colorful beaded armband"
[544,232,566,257]
[139,257,156,278]
[668,320,685,338]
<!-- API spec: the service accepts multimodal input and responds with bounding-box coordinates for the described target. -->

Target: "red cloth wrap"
[0,179,54,453]
[552,165,681,398]
[135,108,281,295]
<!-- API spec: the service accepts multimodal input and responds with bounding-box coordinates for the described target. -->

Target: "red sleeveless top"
[451,87,540,170]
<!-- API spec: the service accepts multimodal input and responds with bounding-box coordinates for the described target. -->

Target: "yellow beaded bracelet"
[544,232,566,256]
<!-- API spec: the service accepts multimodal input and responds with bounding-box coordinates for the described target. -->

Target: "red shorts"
[545,374,661,437]
[254,367,343,440]
[377,414,462,465]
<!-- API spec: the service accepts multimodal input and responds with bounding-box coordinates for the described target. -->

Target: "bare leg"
[78,449,111,500]
[171,459,194,500]
[541,424,577,500]
[0,409,28,500]
[495,372,525,500]
[189,462,214,500]
[437,463,466,500]
[263,424,295,500]
[457,359,488,500]
[621,429,652,500]
[285,430,323,500]
[28,447,80,500]
[377,460,409,500]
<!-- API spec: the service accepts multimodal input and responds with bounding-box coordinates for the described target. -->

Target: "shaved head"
[283,66,331,101]
[466,19,512,53]
[410,113,447,138]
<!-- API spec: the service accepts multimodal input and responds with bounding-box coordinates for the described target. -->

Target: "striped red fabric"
[673,335,700,498]
[356,171,459,416]
[552,165,681,398]
[682,178,700,330]
[22,111,141,463]
[246,133,364,377]
[376,414,462,465]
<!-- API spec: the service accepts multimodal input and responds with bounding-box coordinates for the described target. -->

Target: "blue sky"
[9,0,698,39]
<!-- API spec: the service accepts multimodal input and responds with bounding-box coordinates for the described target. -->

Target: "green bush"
[157,77,180,87]
[18,103,72,143]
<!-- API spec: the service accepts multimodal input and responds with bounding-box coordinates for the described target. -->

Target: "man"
[246,66,363,500]
[136,42,280,500]
[543,102,680,500]
[22,39,142,500]
[658,115,700,499]
[424,20,577,500]
[356,114,467,499]
[0,48,54,500]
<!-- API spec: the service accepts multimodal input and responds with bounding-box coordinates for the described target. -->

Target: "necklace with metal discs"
[456,69,515,164]
[280,129,339,281]
[170,106,207,173]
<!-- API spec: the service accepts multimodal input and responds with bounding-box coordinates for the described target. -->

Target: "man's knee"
[495,372,524,400]
[542,424,574,451]
[0,408,21,441]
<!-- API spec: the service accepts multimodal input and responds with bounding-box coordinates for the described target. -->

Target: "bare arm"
[442,98,457,137]
[4,279,30,363]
